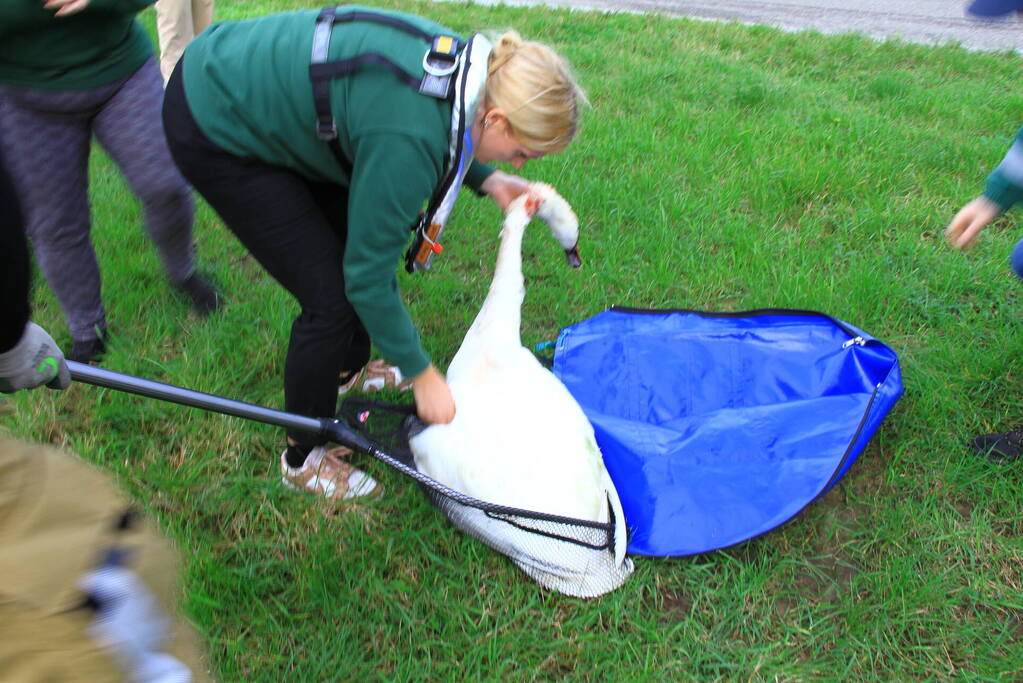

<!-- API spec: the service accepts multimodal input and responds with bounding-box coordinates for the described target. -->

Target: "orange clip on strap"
[414,222,444,265]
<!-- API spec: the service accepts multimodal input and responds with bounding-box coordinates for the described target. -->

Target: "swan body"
[410,184,633,598]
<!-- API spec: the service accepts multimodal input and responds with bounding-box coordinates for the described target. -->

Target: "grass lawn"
[4,0,1023,679]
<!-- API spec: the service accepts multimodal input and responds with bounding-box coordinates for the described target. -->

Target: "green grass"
[4,0,1023,679]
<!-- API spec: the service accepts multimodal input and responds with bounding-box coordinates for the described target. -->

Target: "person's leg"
[155,0,193,84]
[0,85,106,355]
[0,149,30,352]
[164,70,377,498]
[93,57,218,318]
[305,181,373,381]
[1010,236,1023,281]
[163,65,370,458]
[191,0,214,36]
[969,238,1023,461]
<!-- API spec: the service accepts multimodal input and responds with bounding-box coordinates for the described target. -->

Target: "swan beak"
[565,245,582,268]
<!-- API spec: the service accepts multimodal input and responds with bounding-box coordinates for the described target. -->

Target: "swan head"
[509,183,581,268]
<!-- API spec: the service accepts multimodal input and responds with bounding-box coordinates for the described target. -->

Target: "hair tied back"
[487,31,522,76]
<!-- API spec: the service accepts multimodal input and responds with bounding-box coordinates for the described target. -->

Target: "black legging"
[162,63,370,449]
[0,147,31,352]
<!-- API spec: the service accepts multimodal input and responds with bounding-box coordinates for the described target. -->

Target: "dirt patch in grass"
[1008,609,1023,643]
[647,443,893,622]
[792,553,859,604]
[840,441,891,507]
[772,444,894,615]
[992,518,1023,539]
[657,587,694,623]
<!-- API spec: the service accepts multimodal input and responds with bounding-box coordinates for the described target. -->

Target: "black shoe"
[970,427,1023,462]
[175,273,222,316]
[68,331,107,364]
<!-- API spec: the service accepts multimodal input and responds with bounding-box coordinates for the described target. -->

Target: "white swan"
[410,183,634,598]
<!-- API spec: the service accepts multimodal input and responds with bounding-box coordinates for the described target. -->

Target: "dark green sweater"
[0,0,154,89]
[984,126,1023,213]
[183,7,494,378]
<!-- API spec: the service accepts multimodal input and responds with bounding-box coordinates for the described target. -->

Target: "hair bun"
[495,30,523,51]
[488,30,523,76]
[483,30,586,153]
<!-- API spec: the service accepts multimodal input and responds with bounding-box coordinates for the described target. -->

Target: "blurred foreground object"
[0,438,210,682]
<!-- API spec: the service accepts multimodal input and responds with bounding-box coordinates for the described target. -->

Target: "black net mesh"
[338,397,632,597]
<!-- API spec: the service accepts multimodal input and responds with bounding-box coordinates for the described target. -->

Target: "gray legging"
[0,57,195,342]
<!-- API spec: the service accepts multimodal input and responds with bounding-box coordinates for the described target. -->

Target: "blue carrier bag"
[552,307,903,557]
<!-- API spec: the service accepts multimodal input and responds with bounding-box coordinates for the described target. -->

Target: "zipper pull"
[842,336,866,349]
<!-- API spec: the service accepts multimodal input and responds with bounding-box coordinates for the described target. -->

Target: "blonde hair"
[484,31,587,153]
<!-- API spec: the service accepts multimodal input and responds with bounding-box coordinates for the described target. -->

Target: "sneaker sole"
[280,474,380,500]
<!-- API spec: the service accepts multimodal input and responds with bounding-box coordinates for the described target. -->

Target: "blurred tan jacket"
[0,436,211,682]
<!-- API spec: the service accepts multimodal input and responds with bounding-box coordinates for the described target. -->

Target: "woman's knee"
[294,303,361,337]
[136,170,192,212]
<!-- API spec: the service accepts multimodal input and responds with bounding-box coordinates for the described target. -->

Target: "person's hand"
[412,364,456,424]
[946,196,1002,251]
[480,170,530,212]
[42,0,90,17]
[0,322,71,393]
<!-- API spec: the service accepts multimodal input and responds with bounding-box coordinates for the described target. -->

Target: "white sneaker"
[338,359,413,396]
[280,446,379,500]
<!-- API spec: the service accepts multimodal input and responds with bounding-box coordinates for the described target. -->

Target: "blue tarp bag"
[552,307,903,557]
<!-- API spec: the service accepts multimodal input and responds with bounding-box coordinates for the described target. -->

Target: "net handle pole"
[68,360,329,438]
[67,362,611,534]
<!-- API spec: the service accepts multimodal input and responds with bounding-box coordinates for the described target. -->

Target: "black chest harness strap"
[309,7,491,272]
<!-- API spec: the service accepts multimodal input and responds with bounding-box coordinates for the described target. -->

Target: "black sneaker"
[970,427,1023,462]
[175,273,222,316]
[69,330,107,364]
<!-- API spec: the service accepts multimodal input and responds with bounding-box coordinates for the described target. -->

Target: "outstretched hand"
[480,170,530,212]
[412,364,456,424]
[43,0,90,17]
[0,322,71,393]
[946,196,1001,251]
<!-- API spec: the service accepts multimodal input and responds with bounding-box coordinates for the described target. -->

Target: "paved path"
[461,0,1021,51]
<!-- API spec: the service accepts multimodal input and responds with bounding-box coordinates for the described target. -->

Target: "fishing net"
[337,397,631,597]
